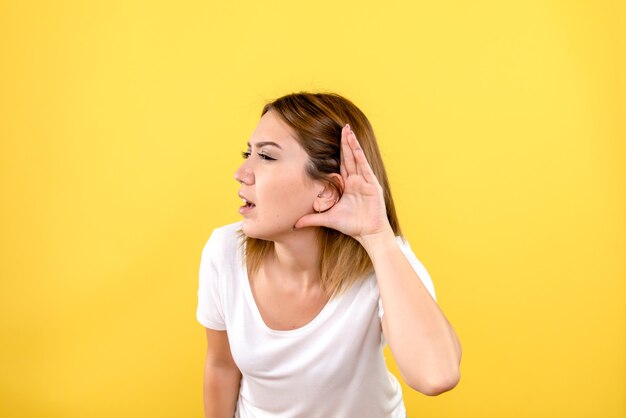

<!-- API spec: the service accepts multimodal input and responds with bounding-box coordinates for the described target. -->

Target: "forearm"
[360,230,462,395]
[203,363,241,418]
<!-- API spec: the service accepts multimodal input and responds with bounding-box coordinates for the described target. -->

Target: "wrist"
[357,227,397,254]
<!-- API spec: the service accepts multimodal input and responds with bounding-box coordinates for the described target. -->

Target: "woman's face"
[234,110,321,240]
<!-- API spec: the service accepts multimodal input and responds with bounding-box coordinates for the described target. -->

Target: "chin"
[239,221,267,240]
[239,221,255,238]
[240,220,294,241]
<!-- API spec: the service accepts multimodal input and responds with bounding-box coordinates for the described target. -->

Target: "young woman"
[197,92,461,418]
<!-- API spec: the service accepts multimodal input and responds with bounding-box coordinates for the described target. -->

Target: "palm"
[295,125,392,241]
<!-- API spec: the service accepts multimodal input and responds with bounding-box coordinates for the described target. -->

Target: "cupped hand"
[294,124,393,243]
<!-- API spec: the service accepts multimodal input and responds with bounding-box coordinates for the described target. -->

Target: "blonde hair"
[242,92,402,297]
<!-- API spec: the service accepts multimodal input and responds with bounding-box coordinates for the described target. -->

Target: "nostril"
[235,171,252,185]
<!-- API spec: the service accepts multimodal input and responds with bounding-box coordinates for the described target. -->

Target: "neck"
[267,227,322,289]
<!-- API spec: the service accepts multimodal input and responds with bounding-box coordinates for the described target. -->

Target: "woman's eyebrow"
[247,141,283,150]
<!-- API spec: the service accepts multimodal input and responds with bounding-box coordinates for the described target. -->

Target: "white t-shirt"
[196,221,437,418]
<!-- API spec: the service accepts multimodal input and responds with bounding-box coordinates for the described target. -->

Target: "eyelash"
[241,151,276,161]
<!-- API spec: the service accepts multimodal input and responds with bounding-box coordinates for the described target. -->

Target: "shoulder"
[201,221,244,262]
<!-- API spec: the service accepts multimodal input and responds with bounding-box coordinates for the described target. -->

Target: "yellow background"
[1,0,624,417]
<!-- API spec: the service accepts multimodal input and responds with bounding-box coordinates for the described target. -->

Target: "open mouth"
[242,198,256,208]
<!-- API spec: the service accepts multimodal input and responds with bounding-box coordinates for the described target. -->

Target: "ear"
[313,173,344,213]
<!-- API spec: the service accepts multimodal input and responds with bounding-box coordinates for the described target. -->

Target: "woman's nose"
[234,163,253,185]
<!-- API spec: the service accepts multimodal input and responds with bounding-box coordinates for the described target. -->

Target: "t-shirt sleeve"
[377,236,438,320]
[196,229,227,331]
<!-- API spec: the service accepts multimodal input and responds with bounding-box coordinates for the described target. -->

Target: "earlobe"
[315,198,336,214]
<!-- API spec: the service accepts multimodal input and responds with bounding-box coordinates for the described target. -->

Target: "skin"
[234,111,339,330]
[234,110,339,276]
[203,110,462,417]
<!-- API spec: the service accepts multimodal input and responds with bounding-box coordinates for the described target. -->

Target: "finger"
[339,127,347,178]
[349,131,378,184]
[294,212,332,230]
[342,125,357,176]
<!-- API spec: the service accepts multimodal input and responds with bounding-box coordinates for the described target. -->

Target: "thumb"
[294,212,331,230]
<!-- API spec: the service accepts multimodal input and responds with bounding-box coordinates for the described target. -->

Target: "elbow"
[405,368,461,397]
[422,371,460,396]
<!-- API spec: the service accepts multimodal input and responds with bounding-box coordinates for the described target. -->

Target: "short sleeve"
[377,236,438,320]
[196,230,227,330]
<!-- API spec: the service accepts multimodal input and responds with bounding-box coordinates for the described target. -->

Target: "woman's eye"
[241,150,276,161]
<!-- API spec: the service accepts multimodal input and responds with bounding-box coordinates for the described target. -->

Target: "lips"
[238,193,256,208]
[239,193,256,216]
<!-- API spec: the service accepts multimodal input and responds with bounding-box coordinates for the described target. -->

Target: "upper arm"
[205,328,240,371]
[203,328,241,418]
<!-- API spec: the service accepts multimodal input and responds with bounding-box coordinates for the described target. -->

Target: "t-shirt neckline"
[240,261,341,337]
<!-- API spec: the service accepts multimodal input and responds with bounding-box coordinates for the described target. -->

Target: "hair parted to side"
[241,91,402,297]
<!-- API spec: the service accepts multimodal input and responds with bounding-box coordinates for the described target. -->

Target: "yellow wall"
[1,1,624,417]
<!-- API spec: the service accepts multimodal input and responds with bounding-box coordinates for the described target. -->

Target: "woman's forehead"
[249,112,301,150]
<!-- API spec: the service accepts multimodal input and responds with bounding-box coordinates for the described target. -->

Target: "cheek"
[263,177,313,213]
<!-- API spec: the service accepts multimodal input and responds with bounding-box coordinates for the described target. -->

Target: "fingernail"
[346,123,350,130]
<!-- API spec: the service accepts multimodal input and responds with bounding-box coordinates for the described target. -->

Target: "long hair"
[242,91,402,297]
